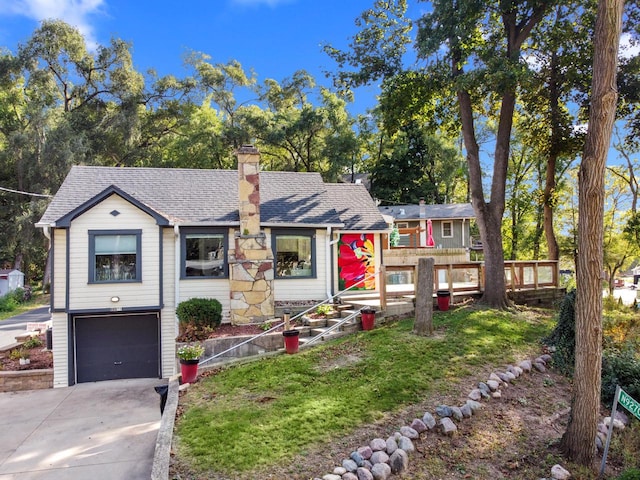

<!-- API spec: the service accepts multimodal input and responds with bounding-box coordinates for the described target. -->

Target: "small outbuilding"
[0,269,25,297]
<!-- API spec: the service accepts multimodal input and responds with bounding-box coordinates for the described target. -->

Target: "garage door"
[74,313,160,383]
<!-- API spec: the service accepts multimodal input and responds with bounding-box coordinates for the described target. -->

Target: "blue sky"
[0,0,420,113]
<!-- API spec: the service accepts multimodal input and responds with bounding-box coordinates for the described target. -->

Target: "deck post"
[379,265,387,311]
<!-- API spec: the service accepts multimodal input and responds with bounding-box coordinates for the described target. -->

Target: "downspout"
[174,225,180,339]
[326,227,333,300]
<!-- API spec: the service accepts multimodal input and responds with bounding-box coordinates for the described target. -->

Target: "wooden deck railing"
[381,260,559,296]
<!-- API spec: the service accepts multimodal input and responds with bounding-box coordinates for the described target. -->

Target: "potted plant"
[18,349,30,365]
[177,343,204,384]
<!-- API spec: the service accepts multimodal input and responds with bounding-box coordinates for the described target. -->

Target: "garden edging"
[0,368,53,392]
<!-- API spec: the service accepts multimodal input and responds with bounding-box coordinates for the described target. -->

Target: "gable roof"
[324,183,388,231]
[38,165,387,231]
[379,203,476,221]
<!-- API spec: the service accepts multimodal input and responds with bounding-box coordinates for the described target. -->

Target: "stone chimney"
[229,146,274,325]
[419,197,426,218]
[237,145,261,235]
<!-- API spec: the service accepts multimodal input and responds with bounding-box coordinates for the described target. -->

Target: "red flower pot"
[283,329,300,354]
[180,359,199,384]
[437,290,451,311]
[360,309,376,331]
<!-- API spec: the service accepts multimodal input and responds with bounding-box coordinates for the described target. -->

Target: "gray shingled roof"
[379,203,476,220]
[324,183,389,231]
[38,166,385,230]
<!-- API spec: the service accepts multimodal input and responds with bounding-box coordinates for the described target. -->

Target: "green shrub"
[23,336,43,349]
[176,298,222,340]
[601,346,640,406]
[544,289,576,376]
[617,468,640,480]
[0,294,18,312]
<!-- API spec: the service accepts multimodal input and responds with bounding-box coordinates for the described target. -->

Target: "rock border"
[311,353,574,480]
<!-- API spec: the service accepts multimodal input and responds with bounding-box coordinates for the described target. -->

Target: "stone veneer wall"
[0,369,54,392]
[230,145,275,325]
[229,234,275,324]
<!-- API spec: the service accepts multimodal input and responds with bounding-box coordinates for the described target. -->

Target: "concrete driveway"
[0,378,165,479]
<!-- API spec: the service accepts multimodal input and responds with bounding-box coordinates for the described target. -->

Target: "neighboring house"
[36,146,388,387]
[379,200,476,250]
[0,269,24,297]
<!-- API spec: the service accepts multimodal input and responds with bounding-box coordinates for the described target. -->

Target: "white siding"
[161,228,177,377]
[51,311,68,388]
[67,195,161,311]
[273,228,329,301]
[52,229,67,311]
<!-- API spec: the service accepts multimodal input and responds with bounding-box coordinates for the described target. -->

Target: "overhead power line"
[0,186,53,198]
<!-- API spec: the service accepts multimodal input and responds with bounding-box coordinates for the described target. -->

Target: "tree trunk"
[414,257,434,336]
[560,0,623,466]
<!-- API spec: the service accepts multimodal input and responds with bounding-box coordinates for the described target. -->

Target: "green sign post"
[600,386,640,477]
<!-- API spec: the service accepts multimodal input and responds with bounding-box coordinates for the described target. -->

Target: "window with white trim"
[441,221,453,238]
[273,230,315,278]
[89,230,141,283]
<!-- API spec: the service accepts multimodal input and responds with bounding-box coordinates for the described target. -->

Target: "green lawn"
[174,306,554,476]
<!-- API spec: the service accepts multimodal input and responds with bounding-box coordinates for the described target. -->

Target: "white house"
[36,146,389,387]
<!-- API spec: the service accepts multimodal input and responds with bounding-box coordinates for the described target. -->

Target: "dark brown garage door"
[74,313,160,383]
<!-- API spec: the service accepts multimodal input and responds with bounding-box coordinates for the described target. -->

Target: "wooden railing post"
[379,265,387,312]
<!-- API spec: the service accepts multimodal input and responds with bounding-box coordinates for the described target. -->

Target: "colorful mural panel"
[338,233,375,290]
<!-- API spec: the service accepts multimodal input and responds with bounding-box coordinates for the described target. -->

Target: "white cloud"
[619,32,640,61]
[0,0,105,48]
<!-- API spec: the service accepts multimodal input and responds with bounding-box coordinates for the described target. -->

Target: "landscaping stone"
[397,436,415,453]
[519,359,532,372]
[410,418,428,433]
[322,475,341,480]
[487,379,500,391]
[478,382,490,394]
[351,451,365,466]
[450,406,463,421]
[389,449,408,474]
[504,371,516,382]
[535,356,547,366]
[370,438,386,452]
[533,362,546,373]
[343,459,358,472]
[435,405,453,418]
[466,399,482,412]
[460,403,472,418]
[422,412,436,429]
[385,437,398,455]
[489,372,503,383]
[497,372,510,383]
[439,417,457,436]
[357,466,374,480]
[604,417,625,430]
[371,462,392,480]
[400,426,419,439]
[358,446,373,460]
[491,391,502,399]
[333,466,347,475]
[342,474,358,480]
[370,450,389,465]
[540,354,552,364]
[551,464,571,480]
[468,389,482,401]
[614,410,630,426]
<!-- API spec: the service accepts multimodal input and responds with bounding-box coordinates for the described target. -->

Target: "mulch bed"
[0,334,53,371]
